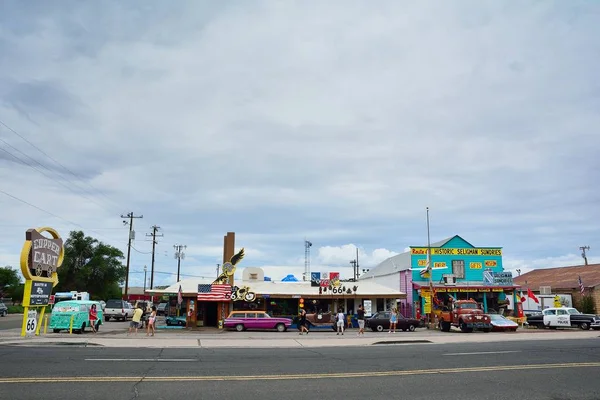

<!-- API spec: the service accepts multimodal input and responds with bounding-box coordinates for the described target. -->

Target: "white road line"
[85,359,198,362]
[443,351,521,356]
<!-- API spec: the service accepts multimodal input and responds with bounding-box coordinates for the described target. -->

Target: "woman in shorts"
[146,306,157,336]
[389,307,398,333]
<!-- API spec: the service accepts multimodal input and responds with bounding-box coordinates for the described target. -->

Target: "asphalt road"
[1,338,600,399]
[0,314,23,330]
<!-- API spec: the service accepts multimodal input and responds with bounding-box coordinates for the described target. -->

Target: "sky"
[0,0,599,288]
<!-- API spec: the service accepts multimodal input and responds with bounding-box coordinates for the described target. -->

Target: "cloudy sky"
[1,0,598,287]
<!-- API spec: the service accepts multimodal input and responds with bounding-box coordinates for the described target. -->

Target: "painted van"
[49,300,103,334]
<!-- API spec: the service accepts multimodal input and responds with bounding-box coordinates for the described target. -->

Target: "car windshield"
[567,308,581,315]
[489,314,505,321]
[459,303,478,309]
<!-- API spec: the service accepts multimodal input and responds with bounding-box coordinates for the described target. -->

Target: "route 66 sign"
[25,310,37,335]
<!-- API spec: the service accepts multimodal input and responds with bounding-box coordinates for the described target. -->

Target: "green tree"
[580,295,596,314]
[55,231,126,300]
[0,266,21,288]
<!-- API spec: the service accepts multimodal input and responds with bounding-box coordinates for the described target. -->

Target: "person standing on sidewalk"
[356,304,365,336]
[336,308,345,335]
[298,308,309,335]
[128,303,143,335]
[88,304,98,334]
[146,306,157,337]
[389,307,398,333]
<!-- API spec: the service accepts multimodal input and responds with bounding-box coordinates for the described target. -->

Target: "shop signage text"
[411,248,502,256]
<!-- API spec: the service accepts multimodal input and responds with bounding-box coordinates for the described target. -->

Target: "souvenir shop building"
[360,235,520,318]
[148,266,406,328]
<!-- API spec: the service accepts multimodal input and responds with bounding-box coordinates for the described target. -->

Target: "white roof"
[148,278,404,298]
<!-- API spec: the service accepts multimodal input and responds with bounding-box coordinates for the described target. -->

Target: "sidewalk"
[1,328,598,348]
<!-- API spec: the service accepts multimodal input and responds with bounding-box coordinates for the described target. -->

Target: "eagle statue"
[214,248,245,285]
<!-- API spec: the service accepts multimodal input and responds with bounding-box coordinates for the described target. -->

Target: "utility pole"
[120,212,143,298]
[356,247,360,281]
[426,207,434,329]
[143,265,147,292]
[304,240,312,281]
[350,260,357,281]
[216,263,220,278]
[174,244,187,282]
[580,246,590,265]
[146,225,163,290]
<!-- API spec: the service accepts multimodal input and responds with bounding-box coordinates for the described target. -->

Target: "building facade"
[361,235,519,318]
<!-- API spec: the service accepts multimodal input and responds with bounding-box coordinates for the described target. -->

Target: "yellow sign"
[436,288,447,292]
[19,227,64,338]
[433,262,447,269]
[423,295,431,314]
[492,288,504,292]
[417,259,427,267]
[484,260,498,267]
[411,247,502,256]
[469,262,482,269]
[458,288,472,292]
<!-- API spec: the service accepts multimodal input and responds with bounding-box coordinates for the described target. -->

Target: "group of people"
[297,304,370,336]
[127,303,158,336]
[87,301,158,336]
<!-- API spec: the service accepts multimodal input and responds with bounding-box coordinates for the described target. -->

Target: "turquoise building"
[410,235,516,316]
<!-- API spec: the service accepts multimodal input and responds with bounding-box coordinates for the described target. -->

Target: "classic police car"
[526,307,600,330]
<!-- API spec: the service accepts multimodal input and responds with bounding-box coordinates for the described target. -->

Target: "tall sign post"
[19,227,65,337]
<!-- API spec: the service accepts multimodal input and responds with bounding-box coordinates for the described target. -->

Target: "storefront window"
[452,260,465,278]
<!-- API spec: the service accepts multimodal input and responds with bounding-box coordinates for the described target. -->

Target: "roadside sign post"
[19,227,64,337]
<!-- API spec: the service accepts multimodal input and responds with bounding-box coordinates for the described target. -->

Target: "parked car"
[489,314,519,332]
[157,302,168,316]
[366,311,421,332]
[165,315,187,326]
[99,300,106,311]
[304,311,337,331]
[224,311,292,332]
[49,300,103,333]
[0,302,7,317]
[103,299,133,321]
[527,307,600,330]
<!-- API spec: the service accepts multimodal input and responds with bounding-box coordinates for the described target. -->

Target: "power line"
[0,141,119,216]
[0,118,126,212]
[0,188,115,244]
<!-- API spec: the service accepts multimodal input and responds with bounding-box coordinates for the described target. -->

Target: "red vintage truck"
[439,299,492,333]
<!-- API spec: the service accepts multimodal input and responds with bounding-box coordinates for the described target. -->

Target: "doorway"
[205,302,218,327]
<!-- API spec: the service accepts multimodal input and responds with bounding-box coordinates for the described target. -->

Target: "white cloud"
[0,1,598,291]
[504,253,600,277]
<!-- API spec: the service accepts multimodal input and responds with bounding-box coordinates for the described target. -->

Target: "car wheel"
[1,311,6,317]
[408,324,416,332]
[105,316,110,322]
[166,320,171,326]
[376,325,384,332]
[53,329,60,333]
[482,328,491,333]
[276,323,286,332]
[235,324,244,332]
[580,322,590,330]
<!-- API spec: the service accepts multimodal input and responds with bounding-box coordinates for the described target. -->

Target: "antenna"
[304,239,312,281]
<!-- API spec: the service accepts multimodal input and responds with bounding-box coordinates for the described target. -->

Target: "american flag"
[197,284,232,301]
[177,285,183,305]
[578,276,585,296]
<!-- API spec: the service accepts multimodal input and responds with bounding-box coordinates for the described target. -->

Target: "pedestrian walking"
[389,307,398,333]
[356,304,365,336]
[128,303,143,335]
[336,308,345,335]
[299,308,309,335]
[89,304,98,333]
[146,306,157,336]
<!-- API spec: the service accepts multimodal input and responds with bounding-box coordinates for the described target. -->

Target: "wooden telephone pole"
[121,212,143,297]
[146,225,163,289]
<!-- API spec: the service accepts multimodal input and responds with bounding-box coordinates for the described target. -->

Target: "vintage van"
[49,300,103,333]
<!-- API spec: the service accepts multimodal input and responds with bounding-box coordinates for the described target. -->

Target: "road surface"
[1,338,600,399]
[0,314,23,331]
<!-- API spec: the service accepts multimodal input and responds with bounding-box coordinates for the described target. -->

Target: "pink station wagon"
[224,311,292,332]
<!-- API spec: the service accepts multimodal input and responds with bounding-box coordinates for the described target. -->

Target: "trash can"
[218,320,223,329]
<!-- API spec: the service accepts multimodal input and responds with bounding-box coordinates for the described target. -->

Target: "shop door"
[206,302,218,327]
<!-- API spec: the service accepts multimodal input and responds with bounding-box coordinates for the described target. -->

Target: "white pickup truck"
[104,299,133,321]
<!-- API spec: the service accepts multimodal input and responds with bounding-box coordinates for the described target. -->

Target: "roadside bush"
[8,305,24,314]
[580,295,596,314]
